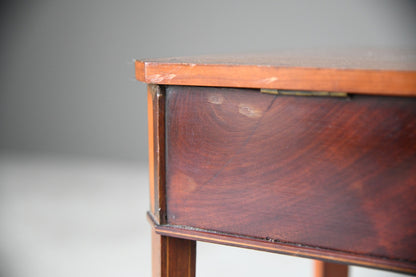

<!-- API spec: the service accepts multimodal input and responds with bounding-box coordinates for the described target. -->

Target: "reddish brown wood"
[314,261,349,277]
[148,213,416,274]
[136,58,146,82]
[148,85,166,224]
[152,229,196,277]
[141,51,416,276]
[135,50,416,96]
[148,86,155,215]
[164,86,416,273]
[152,230,162,277]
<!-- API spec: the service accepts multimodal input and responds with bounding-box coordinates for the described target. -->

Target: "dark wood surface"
[148,85,167,224]
[135,49,416,96]
[314,261,349,277]
[164,85,416,273]
[149,213,415,274]
[152,230,196,277]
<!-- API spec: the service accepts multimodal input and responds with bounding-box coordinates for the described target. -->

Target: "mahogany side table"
[135,50,416,277]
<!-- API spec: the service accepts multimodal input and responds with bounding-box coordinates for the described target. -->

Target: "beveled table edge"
[147,212,416,275]
[135,54,416,96]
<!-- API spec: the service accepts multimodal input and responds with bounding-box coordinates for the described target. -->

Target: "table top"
[143,50,416,274]
[135,49,416,96]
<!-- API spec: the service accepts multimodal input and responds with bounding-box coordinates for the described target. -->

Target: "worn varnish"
[165,86,416,272]
[135,50,416,96]
[139,51,416,276]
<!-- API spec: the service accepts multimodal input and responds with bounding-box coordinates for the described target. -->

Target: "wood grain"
[152,229,196,277]
[314,261,349,277]
[164,86,416,273]
[135,50,416,96]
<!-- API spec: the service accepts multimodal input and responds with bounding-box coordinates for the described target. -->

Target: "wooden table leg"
[152,229,196,277]
[314,260,349,277]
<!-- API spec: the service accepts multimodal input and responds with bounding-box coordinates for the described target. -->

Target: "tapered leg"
[314,260,348,277]
[152,230,196,277]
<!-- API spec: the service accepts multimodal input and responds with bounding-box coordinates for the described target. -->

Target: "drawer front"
[165,86,416,264]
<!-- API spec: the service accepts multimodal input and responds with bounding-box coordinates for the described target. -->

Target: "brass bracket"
[261,89,348,98]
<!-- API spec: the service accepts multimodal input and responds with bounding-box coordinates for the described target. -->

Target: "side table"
[135,50,416,277]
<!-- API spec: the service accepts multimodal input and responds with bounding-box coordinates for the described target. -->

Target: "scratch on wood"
[148,73,176,83]
[263,77,279,84]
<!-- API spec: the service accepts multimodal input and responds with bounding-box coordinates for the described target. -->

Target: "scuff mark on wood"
[208,94,224,105]
[263,76,279,84]
[238,104,263,118]
[148,73,176,83]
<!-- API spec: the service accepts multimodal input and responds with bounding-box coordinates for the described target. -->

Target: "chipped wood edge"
[135,61,416,96]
